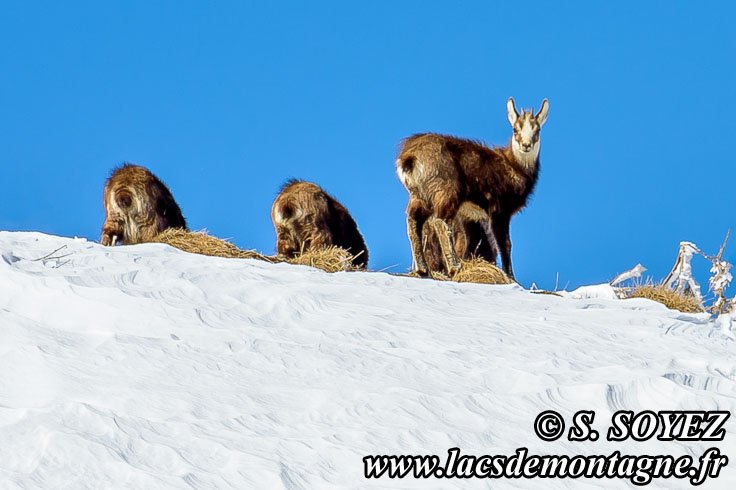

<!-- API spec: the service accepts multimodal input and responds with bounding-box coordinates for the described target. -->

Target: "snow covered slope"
[0,231,734,489]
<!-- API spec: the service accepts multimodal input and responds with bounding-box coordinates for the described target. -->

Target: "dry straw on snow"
[452,258,514,285]
[148,230,511,282]
[626,284,703,313]
[151,228,277,263]
[285,246,361,273]
[150,228,361,273]
[427,258,513,285]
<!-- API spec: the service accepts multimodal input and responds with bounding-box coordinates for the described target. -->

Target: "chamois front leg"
[429,217,461,275]
[306,225,333,251]
[275,226,297,258]
[491,213,513,279]
[100,220,124,246]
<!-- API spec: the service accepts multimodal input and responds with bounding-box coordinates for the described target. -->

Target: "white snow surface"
[1,231,735,489]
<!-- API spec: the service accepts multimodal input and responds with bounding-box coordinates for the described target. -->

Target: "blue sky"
[1,1,733,291]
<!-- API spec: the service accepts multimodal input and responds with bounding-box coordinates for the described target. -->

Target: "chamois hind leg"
[406,198,430,275]
[464,219,498,265]
[491,213,513,279]
[478,220,499,266]
[431,193,462,275]
[429,217,461,275]
[454,201,492,264]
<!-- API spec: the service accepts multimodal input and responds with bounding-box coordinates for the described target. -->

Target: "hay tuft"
[626,284,703,313]
[392,259,513,284]
[151,228,276,262]
[451,258,514,285]
[285,246,359,273]
[151,230,361,273]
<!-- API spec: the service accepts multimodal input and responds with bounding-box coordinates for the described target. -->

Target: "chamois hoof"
[100,231,118,247]
[446,263,462,277]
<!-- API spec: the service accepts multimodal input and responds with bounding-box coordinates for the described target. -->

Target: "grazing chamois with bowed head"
[101,164,187,246]
[271,180,369,268]
[421,204,498,273]
[396,97,549,279]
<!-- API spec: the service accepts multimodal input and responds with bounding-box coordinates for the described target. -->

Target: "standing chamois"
[396,97,548,279]
[101,164,187,246]
[271,180,368,268]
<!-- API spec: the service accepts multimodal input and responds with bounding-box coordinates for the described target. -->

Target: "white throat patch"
[511,138,540,170]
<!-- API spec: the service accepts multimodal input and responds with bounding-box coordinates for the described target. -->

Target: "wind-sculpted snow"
[0,231,734,489]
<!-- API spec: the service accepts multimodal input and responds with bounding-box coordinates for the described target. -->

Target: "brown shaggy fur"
[271,180,368,268]
[101,164,187,246]
[396,97,548,279]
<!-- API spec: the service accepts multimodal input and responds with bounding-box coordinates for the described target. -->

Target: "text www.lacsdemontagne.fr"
[363,447,727,486]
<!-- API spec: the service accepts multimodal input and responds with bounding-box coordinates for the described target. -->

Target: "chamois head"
[507,97,549,165]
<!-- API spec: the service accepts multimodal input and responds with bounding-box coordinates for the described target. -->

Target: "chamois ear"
[506,97,519,126]
[536,99,549,127]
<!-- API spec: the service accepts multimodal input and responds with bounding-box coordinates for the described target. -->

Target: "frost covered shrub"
[710,260,732,313]
[614,233,733,315]
[662,242,703,305]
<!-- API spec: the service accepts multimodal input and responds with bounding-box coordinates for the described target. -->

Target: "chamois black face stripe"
[513,113,541,145]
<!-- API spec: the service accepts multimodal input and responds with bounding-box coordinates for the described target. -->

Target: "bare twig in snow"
[33,245,68,261]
